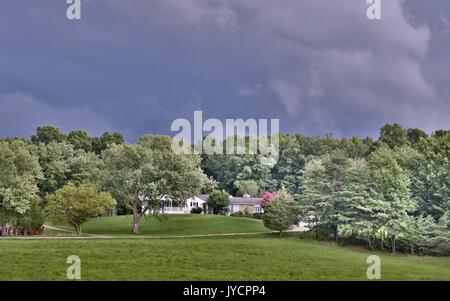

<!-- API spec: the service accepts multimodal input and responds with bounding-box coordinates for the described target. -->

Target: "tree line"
[201,124,450,256]
[1,124,450,256]
[0,127,209,235]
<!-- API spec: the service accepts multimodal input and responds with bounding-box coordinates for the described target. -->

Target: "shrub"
[18,199,45,234]
[252,213,263,220]
[191,207,203,214]
[0,199,45,236]
[230,211,244,217]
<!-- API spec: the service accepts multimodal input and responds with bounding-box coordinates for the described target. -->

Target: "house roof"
[197,194,209,201]
[230,197,261,205]
[191,194,262,205]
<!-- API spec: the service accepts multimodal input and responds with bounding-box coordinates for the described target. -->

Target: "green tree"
[271,134,306,195]
[16,199,45,236]
[0,141,43,236]
[92,131,125,154]
[37,141,74,195]
[201,136,277,195]
[407,128,428,145]
[37,142,103,195]
[368,147,416,253]
[379,123,409,149]
[263,191,297,236]
[46,183,116,234]
[339,136,376,159]
[0,140,42,214]
[340,159,387,249]
[68,151,104,187]
[102,135,207,234]
[300,152,352,242]
[207,190,230,215]
[410,136,450,220]
[67,130,93,152]
[235,180,260,197]
[31,126,66,144]
[410,215,450,256]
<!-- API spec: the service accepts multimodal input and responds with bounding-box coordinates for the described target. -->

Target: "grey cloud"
[0,0,449,140]
[141,0,443,132]
[0,93,113,138]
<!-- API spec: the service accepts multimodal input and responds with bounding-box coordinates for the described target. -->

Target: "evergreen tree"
[300,152,351,242]
[368,147,416,253]
[340,159,387,249]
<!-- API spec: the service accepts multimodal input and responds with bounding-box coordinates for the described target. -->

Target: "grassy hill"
[49,214,270,237]
[1,235,450,280]
[2,215,449,280]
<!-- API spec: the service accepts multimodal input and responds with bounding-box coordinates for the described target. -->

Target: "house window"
[254,205,261,213]
[190,202,199,207]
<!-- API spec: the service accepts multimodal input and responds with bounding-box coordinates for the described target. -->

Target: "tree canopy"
[102,135,209,234]
[46,182,116,234]
[207,190,230,215]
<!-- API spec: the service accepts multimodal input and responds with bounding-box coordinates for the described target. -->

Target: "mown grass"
[1,234,450,280]
[50,214,270,237]
[3,215,449,280]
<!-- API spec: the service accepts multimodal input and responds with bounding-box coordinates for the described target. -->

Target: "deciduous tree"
[207,190,230,215]
[263,192,297,236]
[46,182,116,234]
[102,135,208,234]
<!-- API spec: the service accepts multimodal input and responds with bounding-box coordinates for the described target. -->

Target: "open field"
[1,215,450,281]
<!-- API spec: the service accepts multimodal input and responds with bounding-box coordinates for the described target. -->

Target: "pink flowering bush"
[260,191,278,208]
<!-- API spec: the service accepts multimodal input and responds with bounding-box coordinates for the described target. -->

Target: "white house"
[161,193,264,215]
[227,194,263,215]
[163,194,209,214]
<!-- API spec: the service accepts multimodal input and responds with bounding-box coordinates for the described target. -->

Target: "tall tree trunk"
[380,239,384,251]
[133,218,140,234]
[391,235,396,254]
[314,216,319,239]
[410,244,414,256]
[279,231,282,237]
[131,196,142,234]
[368,235,373,250]
[334,224,339,243]
[132,208,141,234]
[74,224,82,235]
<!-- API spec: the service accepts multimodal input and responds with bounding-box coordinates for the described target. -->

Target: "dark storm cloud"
[0,0,449,140]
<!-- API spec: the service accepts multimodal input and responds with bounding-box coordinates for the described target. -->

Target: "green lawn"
[1,215,450,280]
[50,214,270,237]
[1,235,450,280]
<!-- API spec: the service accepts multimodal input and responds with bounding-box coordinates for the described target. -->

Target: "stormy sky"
[0,0,449,141]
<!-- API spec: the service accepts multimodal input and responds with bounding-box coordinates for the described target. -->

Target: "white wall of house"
[164,195,206,214]
[162,195,264,215]
[229,204,240,212]
[227,204,263,215]
[186,196,206,208]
